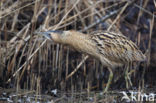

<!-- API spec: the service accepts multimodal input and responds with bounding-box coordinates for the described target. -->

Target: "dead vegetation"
[0,0,155,102]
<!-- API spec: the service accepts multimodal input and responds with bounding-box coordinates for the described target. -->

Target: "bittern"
[38,30,146,92]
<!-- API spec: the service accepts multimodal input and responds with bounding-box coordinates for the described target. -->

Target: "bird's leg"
[104,67,113,92]
[125,62,132,89]
[125,64,129,88]
[127,62,133,87]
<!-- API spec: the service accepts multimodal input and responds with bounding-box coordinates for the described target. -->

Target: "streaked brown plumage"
[38,30,146,92]
[90,31,145,67]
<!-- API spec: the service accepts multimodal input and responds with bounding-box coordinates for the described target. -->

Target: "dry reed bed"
[0,0,155,102]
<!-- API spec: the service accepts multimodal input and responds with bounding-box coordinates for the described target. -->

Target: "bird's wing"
[90,31,145,63]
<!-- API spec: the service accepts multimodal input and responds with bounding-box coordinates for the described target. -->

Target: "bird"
[38,30,146,92]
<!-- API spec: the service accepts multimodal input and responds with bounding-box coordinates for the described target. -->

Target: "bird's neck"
[62,32,96,54]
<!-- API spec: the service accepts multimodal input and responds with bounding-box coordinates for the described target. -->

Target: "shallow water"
[0,87,155,103]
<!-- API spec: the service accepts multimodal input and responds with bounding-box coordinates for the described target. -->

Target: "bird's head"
[38,30,71,43]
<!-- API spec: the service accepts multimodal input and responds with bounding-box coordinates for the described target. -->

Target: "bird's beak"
[37,31,53,40]
[37,30,63,40]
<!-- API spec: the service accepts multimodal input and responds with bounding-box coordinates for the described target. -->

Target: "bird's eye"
[49,30,63,34]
